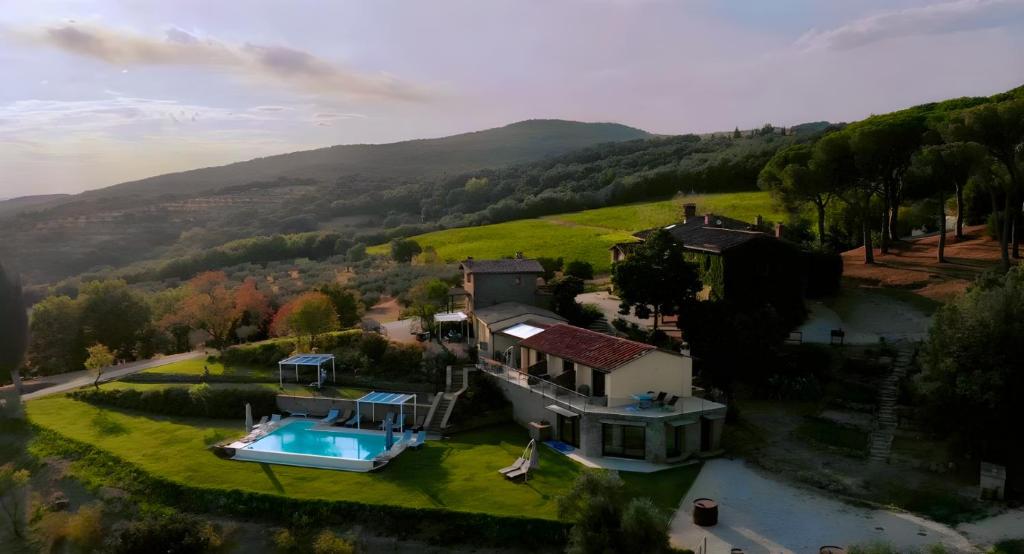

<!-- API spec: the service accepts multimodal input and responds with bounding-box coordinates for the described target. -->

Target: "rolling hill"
[79,119,651,199]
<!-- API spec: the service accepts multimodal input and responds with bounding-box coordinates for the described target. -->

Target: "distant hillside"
[0,194,71,217]
[81,120,650,199]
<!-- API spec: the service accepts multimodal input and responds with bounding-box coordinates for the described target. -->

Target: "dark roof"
[460,258,544,274]
[519,324,657,372]
[472,302,566,325]
[634,215,767,254]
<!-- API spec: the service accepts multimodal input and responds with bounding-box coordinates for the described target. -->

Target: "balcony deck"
[476,358,725,418]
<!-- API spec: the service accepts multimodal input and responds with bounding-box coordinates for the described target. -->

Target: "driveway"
[798,288,933,345]
[670,459,975,553]
[21,351,204,401]
[577,291,652,329]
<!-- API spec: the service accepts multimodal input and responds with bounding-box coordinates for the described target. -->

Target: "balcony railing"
[476,358,596,413]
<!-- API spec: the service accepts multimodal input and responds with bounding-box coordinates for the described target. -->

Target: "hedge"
[220,330,364,367]
[68,386,278,420]
[120,372,436,394]
[29,427,569,548]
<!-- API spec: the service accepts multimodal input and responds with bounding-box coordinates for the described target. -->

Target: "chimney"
[683,203,697,222]
[775,223,785,238]
[754,215,763,227]
[704,213,714,226]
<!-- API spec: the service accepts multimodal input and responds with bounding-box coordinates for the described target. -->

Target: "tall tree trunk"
[816,202,827,249]
[990,190,1009,270]
[880,185,891,254]
[937,191,947,263]
[863,216,875,264]
[889,184,902,243]
[955,184,965,240]
[1013,201,1021,259]
[1000,194,1012,271]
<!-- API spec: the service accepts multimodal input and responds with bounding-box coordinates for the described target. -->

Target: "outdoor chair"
[401,429,413,444]
[253,415,268,429]
[504,464,531,481]
[662,396,679,411]
[270,414,282,423]
[320,409,339,425]
[342,413,359,427]
[379,412,396,430]
[410,430,426,449]
[498,457,527,476]
[653,391,667,405]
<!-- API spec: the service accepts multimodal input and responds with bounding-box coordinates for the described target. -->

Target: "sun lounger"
[662,396,679,411]
[253,415,268,429]
[653,391,667,405]
[320,409,340,425]
[505,464,531,480]
[270,414,282,423]
[342,413,359,427]
[498,457,526,476]
[401,429,413,444]
[409,430,426,449]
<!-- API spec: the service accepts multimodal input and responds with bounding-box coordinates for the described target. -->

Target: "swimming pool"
[230,419,395,472]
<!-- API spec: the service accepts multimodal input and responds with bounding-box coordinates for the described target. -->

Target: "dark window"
[602,423,646,459]
[558,414,579,447]
[591,369,605,397]
[666,425,684,458]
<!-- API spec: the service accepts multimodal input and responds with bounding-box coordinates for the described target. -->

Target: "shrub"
[358,333,389,363]
[104,512,218,554]
[564,260,595,280]
[377,343,424,375]
[69,386,278,420]
[313,530,356,554]
[65,503,104,549]
[272,528,298,553]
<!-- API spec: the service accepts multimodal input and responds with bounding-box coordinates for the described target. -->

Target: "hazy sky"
[2,0,1023,198]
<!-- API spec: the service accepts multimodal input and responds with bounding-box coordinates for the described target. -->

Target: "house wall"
[605,350,692,408]
[466,272,541,310]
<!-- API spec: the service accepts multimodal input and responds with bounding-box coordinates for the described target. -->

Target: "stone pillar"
[580,414,602,458]
[646,422,666,464]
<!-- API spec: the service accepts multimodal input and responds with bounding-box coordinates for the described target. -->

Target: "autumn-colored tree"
[272,292,340,349]
[84,343,115,390]
[174,272,272,348]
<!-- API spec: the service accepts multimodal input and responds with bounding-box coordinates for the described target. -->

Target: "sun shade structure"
[501,323,546,340]
[355,391,418,433]
[278,353,336,387]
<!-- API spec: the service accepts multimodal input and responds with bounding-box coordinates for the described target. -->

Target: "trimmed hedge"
[120,372,436,394]
[68,386,278,420]
[220,330,364,367]
[30,427,569,548]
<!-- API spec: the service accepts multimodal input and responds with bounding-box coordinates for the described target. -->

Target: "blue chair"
[320,409,339,425]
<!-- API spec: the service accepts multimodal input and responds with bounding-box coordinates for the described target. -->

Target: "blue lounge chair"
[342,412,359,427]
[321,409,339,425]
[270,414,282,423]
[410,430,427,449]
[401,429,413,444]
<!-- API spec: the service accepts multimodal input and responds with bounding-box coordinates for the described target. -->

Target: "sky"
[1,0,1023,198]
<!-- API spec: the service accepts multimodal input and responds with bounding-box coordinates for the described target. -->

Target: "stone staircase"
[424,367,467,435]
[868,343,915,463]
[587,315,613,334]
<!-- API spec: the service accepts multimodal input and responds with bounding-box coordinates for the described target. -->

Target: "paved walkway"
[21,351,203,401]
[670,459,975,553]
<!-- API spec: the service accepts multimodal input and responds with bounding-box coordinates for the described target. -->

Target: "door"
[558,414,579,447]
[591,369,605,397]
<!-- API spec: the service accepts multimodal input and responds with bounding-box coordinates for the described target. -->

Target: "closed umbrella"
[385,415,394,449]
[245,403,253,432]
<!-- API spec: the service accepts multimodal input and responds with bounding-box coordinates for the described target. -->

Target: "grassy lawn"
[367,192,780,273]
[794,416,869,456]
[26,396,700,519]
[146,358,277,380]
[98,381,370,399]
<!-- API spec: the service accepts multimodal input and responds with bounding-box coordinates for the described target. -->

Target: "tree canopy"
[0,262,27,392]
[611,229,700,330]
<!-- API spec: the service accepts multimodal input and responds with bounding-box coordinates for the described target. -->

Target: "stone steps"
[868,343,916,464]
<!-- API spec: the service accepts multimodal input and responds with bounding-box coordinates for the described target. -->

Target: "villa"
[479,323,726,466]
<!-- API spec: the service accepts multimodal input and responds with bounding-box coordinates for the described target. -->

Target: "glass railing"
[476,358,594,412]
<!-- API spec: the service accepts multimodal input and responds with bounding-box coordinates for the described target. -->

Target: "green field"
[26,395,699,519]
[368,192,782,272]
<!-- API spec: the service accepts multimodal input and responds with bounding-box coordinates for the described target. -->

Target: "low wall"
[276,395,434,426]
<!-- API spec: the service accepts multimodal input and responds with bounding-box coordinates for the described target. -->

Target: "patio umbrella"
[245,403,253,432]
[529,439,539,469]
[385,415,394,449]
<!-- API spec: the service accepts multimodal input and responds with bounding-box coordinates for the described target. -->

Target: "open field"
[25,395,700,519]
[368,192,781,273]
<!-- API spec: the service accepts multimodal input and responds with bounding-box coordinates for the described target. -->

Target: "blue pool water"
[242,420,387,461]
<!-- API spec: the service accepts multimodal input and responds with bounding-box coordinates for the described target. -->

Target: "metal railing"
[476,358,596,413]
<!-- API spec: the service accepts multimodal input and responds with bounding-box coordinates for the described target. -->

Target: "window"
[602,423,646,459]
[666,425,684,458]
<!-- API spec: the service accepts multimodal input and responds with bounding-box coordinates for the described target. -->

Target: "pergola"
[433,311,468,340]
[355,391,417,432]
[278,354,336,387]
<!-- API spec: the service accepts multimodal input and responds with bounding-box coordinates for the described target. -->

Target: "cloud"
[13,23,431,102]
[796,0,1024,50]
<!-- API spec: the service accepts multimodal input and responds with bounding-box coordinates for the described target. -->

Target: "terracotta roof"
[460,258,544,274]
[518,324,657,372]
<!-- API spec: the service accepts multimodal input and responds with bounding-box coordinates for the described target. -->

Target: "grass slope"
[370,192,782,272]
[26,396,699,519]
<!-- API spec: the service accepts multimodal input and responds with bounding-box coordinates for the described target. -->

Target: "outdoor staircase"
[587,315,613,334]
[423,366,468,435]
[868,342,915,463]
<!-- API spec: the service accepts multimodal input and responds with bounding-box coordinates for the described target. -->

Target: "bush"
[313,530,356,554]
[66,503,105,549]
[104,512,218,554]
[377,343,424,375]
[221,340,296,367]
[272,528,298,553]
[564,260,595,280]
[358,333,389,363]
[69,386,278,420]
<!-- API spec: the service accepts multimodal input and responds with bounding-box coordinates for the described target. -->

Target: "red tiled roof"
[518,324,656,371]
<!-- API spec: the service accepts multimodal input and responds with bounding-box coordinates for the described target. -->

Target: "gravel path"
[670,459,975,553]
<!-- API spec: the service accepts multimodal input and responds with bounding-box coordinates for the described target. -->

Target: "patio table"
[631,392,654,410]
